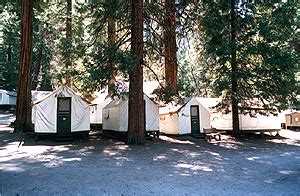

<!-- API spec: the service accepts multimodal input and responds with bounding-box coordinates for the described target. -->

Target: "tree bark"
[164,0,178,95]
[15,0,34,133]
[230,0,240,137]
[107,8,116,95]
[127,0,145,145]
[32,50,43,90]
[65,0,72,87]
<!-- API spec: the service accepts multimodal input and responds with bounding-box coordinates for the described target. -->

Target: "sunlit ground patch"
[159,135,195,144]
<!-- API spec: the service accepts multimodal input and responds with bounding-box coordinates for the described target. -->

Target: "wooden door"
[57,97,71,136]
[190,105,200,134]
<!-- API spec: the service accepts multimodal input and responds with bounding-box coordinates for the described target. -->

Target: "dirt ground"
[1,111,300,195]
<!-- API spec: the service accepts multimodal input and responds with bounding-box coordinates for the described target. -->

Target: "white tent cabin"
[90,81,160,130]
[0,90,16,109]
[102,94,160,137]
[90,91,112,130]
[159,97,211,135]
[32,86,90,138]
[160,97,282,135]
[201,98,282,133]
[210,112,281,132]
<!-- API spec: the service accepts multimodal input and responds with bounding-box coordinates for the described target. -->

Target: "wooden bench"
[203,128,221,141]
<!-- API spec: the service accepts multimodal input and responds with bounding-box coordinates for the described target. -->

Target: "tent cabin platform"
[34,131,90,141]
[102,129,159,141]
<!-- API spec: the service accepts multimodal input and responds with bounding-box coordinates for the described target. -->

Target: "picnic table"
[203,128,221,141]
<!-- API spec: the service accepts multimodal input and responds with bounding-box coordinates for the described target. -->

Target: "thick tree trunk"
[107,13,116,95]
[164,0,178,95]
[32,50,43,90]
[15,0,33,133]
[65,0,72,87]
[230,0,240,137]
[127,0,145,145]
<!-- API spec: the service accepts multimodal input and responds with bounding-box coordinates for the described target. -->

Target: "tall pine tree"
[201,1,299,136]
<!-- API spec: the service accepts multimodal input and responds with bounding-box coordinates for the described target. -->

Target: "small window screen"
[191,106,199,117]
[58,98,71,111]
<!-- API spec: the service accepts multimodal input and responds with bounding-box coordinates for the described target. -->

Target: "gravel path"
[0,112,299,195]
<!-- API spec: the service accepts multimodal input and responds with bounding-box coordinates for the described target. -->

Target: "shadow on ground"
[0,128,299,195]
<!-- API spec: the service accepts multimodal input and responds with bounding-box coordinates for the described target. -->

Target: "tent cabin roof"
[286,112,300,116]
[91,81,160,107]
[104,93,157,110]
[0,89,17,97]
[31,91,52,103]
[159,97,220,115]
[33,86,90,105]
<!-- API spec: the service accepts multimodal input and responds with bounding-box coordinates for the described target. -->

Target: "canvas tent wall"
[0,90,16,105]
[200,98,282,131]
[90,91,112,127]
[102,94,159,132]
[32,86,90,134]
[159,97,211,135]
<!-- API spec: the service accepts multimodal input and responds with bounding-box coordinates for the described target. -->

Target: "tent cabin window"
[58,98,71,112]
[190,106,199,117]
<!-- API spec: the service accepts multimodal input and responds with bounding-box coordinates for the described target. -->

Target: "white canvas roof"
[0,89,17,97]
[32,86,90,133]
[31,90,52,103]
[0,90,16,105]
[102,94,159,132]
[159,97,219,115]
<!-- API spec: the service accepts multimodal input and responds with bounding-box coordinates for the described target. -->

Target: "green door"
[57,97,71,136]
[190,105,200,135]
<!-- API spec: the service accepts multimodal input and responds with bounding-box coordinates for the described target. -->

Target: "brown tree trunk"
[32,50,43,90]
[107,11,116,95]
[127,0,145,145]
[230,0,240,137]
[65,0,72,87]
[164,0,178,95]
[15,0,34,133]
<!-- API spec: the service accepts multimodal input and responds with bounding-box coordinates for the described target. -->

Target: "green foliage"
[0,1,52,91]
[76,0,133,96]
[201,1,299,114]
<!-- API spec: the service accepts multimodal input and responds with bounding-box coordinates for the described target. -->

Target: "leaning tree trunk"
[107,6,116,95]
[164,0,178,95]
[230,0,240,137]
[15,0,34,133]
[127,0,145,145]
[65,0,72,87]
